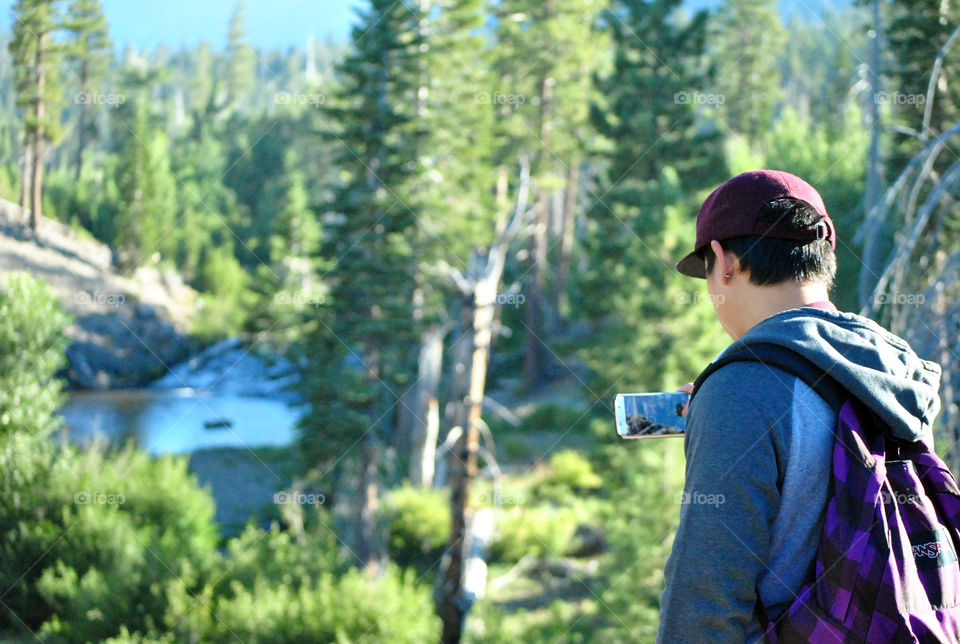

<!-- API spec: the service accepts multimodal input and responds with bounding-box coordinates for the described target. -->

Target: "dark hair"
[703,198,836,287]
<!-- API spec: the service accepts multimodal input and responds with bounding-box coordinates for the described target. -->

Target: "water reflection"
[59,387,303,454]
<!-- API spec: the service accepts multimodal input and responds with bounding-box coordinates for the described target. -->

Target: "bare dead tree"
[858,43,960,471]
[435,158,533,644]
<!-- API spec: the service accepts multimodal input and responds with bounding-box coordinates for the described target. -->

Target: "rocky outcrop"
[0,199,199,389]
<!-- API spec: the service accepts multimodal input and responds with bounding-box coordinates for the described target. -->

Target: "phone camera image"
[614,392,689,439]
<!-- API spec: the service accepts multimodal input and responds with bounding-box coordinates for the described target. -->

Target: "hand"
[677,382,694,416]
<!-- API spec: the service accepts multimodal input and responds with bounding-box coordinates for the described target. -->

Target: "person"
[656,169,942,643]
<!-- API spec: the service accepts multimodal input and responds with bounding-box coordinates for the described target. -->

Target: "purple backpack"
[694,344,960,643]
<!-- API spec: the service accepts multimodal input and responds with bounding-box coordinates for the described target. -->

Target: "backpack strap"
[690,342,848,413]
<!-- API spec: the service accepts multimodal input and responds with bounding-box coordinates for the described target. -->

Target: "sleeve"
[656,362,787,644]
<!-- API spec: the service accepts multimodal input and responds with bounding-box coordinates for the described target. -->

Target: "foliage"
[167,520,439,643]
[382,483,451,571]
[709,0,785,139]
[574,0,730,398]
[297,0,425,481]
[0,273,72,442]
[489,505,579,562]
[586,439,686,641]
[535,449,603,502]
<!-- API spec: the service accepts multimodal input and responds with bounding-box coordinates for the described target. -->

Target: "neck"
[729,281,830,340]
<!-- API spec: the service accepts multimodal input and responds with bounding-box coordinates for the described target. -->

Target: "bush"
[489,505,579,563]
[167,524,440,643]
[382,483,450,572]
[26,445,219,642]
[534,450,603,502]
[519,404,591,434]
[466,597,596,643]
[588,439,686,641]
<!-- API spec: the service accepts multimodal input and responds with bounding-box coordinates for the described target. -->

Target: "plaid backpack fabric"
[692,344,960,644]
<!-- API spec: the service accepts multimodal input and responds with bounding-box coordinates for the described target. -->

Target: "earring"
[724,273,731,279]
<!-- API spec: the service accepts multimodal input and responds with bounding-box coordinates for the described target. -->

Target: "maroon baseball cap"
[676,169,836,278]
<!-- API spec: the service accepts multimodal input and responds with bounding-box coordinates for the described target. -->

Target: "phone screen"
[614,392,689,439]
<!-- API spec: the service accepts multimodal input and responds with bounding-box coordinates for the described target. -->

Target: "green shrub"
[500,435,535,461]
[164,516,443,642]
[466,597,596,643]
[26,444,219,642]
[214,518,344,595]
[519,404,590,434]
[588,439,686,641]
[489,505,579,563]
[382,483,450,571]
[534,450,603,502]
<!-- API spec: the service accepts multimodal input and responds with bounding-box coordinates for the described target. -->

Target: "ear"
[709,240,734,282]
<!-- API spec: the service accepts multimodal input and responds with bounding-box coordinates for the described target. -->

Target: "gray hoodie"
[656,306,941,643]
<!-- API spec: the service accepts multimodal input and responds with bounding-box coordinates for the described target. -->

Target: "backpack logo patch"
[909,528,958,570]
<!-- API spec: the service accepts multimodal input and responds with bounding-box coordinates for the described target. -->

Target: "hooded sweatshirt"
[655,305,942,644]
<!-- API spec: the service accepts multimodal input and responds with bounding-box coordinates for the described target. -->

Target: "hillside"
[0,199,199,389]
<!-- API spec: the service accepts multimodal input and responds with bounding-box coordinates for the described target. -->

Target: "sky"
[0,0,838,53]
[0,0,365,51]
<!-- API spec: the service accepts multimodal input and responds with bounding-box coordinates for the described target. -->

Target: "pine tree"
[64,0,110,181]
[226,2,256,112]
[115,79,177,269]
[709,0,785,141]
[9,0,64,232]
[574,0,729,395]
[298,0,425,573]
[493,0,607,390]
[259,147,326,341]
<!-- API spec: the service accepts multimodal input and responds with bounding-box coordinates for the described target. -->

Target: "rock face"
[151,336,303,402]
[0,199,199,389]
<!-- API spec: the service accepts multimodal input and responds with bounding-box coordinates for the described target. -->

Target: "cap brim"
[676,251,706,278]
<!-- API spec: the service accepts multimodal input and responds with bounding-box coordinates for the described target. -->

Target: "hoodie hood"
[721,307,941,444]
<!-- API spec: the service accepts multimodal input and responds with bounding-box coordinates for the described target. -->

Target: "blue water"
[59,388,304,454]
[58,339,305,454]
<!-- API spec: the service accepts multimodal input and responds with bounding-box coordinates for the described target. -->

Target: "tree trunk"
[524,74,554,391]
[75,61,90,182]
[31,136,43,232]
[555,157,580,322]
[30,33,47,233]
[19,136,31,216]
[356,433,382,577]
[439,275,497,644]
[437,160,530,644]
[409,324,444,487]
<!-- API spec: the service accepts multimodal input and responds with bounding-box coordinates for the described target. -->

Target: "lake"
[57,338,306,454]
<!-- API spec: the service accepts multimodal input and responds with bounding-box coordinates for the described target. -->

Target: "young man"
[656,170,942,643]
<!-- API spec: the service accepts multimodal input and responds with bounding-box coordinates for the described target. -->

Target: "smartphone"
[614,392,689,439]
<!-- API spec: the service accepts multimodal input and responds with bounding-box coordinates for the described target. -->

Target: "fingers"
[677,382,693,416]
